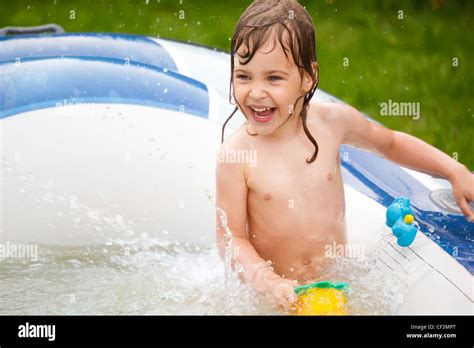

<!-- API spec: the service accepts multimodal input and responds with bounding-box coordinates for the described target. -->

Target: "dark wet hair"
[221,0,320,163]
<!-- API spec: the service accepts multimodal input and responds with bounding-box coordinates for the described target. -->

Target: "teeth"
[251,106,271,112]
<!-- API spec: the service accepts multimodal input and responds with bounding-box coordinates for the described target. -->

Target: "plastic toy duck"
[386,197,418,247]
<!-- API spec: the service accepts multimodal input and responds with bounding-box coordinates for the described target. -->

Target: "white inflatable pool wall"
[1,103,222,246]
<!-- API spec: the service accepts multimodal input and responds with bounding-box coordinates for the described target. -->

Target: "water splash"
[204,190,236,288]
[0,239,270,315]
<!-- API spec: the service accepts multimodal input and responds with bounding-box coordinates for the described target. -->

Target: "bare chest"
[246,137,343,215]
[244,137,347,272]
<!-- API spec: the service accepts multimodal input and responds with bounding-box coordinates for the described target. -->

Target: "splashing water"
[0,238,398,315]
[0,240,270,315]
[205,190,235,288]
[1,180,399,315]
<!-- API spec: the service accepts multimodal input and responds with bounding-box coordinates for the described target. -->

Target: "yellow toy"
[404,214,414,224]
[294,281,350,315]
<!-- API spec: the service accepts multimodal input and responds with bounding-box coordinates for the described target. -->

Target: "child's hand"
[449,166,474,222]
[265,278,298,312]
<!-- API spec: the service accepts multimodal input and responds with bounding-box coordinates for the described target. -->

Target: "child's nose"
[249,85,267,99]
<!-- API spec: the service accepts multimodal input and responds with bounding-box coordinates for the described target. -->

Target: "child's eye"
[236,74,250,80]
[268,76,283,82]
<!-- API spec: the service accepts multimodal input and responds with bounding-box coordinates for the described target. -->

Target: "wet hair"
[221,0,320,163]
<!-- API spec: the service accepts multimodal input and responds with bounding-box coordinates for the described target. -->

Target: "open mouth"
[247,106,277,123]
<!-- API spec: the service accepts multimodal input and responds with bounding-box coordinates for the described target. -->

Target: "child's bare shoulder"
[216,124,254,182]
[309,101,356,123]
[308,101,358,138]
[219,124,254,152]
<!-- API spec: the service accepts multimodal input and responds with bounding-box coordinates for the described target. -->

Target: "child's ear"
[303,62,319,94]
[312,62,319,83]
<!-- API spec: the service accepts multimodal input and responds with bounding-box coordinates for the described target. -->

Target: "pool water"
[0,236,401,315]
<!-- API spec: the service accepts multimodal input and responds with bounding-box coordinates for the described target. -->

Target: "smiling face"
[233,31,314,138]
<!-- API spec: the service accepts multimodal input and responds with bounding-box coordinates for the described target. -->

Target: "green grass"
[1,0,473,168]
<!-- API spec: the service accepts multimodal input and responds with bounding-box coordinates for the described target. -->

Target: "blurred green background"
[1,0,473,169]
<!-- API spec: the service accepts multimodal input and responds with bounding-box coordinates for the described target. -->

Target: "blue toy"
[386,197,418,247]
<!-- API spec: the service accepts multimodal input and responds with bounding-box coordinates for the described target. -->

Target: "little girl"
[215,0,473,311]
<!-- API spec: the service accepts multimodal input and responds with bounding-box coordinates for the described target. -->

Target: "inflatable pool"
[0,27,472,315]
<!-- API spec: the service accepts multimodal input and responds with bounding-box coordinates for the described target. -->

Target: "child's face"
[233,34,313,136]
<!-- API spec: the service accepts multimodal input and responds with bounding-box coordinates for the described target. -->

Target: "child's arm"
[337,104,474,221]
[215,142,297,309]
